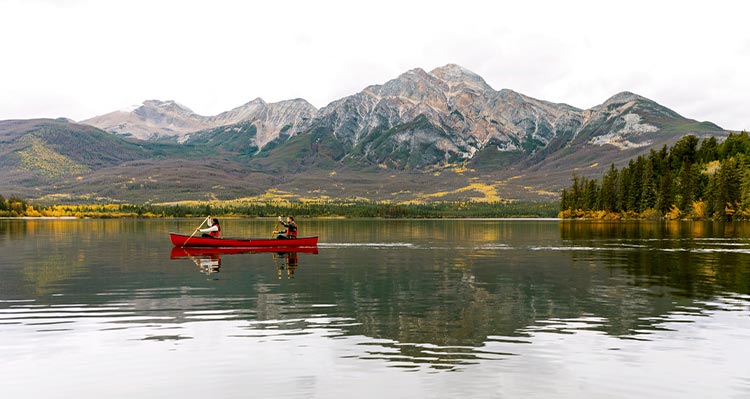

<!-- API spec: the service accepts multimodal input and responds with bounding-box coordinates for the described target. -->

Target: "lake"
[1,218,749,398]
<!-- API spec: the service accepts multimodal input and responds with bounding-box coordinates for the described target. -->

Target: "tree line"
[0,194,39,217]
[0,196,558,219]
[560,131,750,220]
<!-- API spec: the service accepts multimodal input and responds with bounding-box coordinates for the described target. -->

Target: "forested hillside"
[560,131,750,220]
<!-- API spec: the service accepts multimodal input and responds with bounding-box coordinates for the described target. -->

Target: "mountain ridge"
[1,64,730,203]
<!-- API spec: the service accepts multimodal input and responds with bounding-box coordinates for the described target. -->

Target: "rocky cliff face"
[207,98,268,127]
[183,98,317,151]
[304,64,589,169]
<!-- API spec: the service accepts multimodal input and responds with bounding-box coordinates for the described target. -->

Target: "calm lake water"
[1,218,749,398]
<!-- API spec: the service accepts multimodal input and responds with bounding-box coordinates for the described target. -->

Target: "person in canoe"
[274,215,297,239]
[199,217,221,238]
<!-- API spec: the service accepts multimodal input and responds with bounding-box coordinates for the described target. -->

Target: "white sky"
[1,0,748,130]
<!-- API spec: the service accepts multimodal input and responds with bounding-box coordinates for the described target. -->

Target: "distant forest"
[0,194,558,219]
[0,194,34,217]
[561,131,750,220]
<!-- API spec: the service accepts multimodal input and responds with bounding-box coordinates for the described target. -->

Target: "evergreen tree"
[677,162,697,212]
[618,163,632,211]
[656,168,674,214]
[719,131,750,160]
[670,135,698,170]
[626,158,644,211]
[647,148,663,178]
[697,136,719,163]
[706,172,719,218]
[742,162,750,211]
[657,144,669,168]
[712,157,743,219]
[570,175,586,209]
[560,188,570,211]
[584,179,600,210]
[695,172,709,202]
[640,158,657,210]
[600,164,619,212]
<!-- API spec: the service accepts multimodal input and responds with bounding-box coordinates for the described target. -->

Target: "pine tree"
[570,175,586,210]
[670,135,698,170]
[584,179,600,210]
[618,163,632,211]
[697,136,719,163]
[600,164,619,212]
[560,188,570,211]
[640,158,657,211]
[706,173,719,218]
[713,157,743,220]
[677,162,697,212]
[742,163,750,212]
[627,158,644,211]
[719,131,750,160]
[656,167,674,214]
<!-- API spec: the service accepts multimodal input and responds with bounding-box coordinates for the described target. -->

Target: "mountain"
[0,118,279,201]
[1,64,729,203]
[0,118,151,196]
[81,97,317,143]
[184,98,317,152]
[80,100,212,140]
[282,64,582,170]
[519,91,724,169]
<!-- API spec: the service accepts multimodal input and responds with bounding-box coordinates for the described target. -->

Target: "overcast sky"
[1,0,748,130]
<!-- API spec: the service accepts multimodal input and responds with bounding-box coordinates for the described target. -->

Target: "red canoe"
[170,233,319,248]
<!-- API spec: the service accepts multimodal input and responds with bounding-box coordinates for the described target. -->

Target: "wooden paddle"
[182,215,210,248]
[271,219,281,238]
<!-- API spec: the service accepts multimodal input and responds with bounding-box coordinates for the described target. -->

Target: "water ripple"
[320,242,416,249]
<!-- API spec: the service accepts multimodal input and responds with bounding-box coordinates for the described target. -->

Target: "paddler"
[199,217,221,238]
[273,216,298,239]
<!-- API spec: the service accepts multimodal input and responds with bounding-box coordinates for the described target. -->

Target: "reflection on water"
[1,219,749,398]
[170,246,317,279]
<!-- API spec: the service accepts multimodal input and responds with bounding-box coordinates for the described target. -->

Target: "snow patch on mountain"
[589,113,658,149]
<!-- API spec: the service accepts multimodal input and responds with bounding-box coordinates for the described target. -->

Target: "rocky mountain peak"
[273,98,317,112]
[383,67,442,88]
[245,97,267,106]
[601,91,647,107]
[131,100,203,128]
[430,64,492,92]
[368,67,448,105]
[139,99,196,115]
[402,67,431,79]
[283,97,313,105]
[593,91,682,120]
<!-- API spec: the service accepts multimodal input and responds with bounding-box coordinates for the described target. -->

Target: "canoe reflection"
[170,246,318,277]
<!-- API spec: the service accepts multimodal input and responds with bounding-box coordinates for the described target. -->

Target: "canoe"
[169,233,318,248]
[170,246,319,259]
